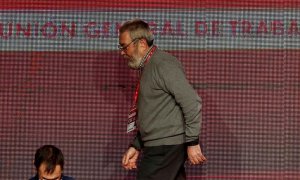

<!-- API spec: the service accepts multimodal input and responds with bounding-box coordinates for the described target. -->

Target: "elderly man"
[119,19,206,180]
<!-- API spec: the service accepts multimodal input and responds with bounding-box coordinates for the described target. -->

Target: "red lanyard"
[133,82,140,104]
[133,45,157,105]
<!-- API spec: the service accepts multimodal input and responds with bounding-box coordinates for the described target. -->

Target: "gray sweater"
[132,49,202,148]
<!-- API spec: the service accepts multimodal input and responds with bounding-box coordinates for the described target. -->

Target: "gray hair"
[119,19,154,46]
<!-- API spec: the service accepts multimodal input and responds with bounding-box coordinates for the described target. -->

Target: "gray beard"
[128,57,142,69]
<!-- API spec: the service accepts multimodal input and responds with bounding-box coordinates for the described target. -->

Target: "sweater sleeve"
[130,131,143,150]
[155,57,202,144]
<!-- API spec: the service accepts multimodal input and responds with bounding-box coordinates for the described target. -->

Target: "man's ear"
[139,39,149,50]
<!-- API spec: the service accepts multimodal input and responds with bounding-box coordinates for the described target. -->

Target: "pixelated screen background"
[0,0,299,179]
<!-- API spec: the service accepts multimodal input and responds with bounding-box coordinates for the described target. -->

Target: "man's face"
[119,31,143,69]
[38,163,62,180]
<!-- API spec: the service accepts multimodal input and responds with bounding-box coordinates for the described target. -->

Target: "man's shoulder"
[151,49,179,67]
[153,49,175,59]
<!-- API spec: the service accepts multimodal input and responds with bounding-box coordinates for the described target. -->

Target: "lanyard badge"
[127,105,138,133]
[127,83,139,133]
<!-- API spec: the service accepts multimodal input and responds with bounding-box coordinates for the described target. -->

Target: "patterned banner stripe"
[1,10,300,51]
[1,0,300,9]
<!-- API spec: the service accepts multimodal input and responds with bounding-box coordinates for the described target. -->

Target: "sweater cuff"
[129,143,141,151]
[185,138,199,146]
[130,132,143,151]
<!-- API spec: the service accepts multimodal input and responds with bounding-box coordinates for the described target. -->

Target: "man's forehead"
[119,31,131,43]
[39,164,62,179]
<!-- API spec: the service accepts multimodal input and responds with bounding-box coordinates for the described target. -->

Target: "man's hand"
[187,144,207,165]
[122,147,140,170]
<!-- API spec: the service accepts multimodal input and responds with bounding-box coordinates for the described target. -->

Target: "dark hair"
[34,145,64,174]
[119,19,154,46]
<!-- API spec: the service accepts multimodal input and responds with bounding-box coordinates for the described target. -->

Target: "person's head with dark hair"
[33,145,65,180]
[118,19,155,69]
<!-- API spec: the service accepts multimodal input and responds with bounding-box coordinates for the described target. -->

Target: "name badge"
[127,106,137,133]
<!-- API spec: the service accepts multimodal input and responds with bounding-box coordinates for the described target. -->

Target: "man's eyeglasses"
[118,38,139,51]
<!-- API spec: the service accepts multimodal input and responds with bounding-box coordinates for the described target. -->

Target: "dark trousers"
[137,144,187,180]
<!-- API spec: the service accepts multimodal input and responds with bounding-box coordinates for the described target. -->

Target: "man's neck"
[138,45,154,69]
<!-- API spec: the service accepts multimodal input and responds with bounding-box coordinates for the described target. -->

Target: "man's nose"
[120,50,126,56]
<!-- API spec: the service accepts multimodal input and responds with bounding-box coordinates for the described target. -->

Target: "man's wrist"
[129,144,141,151]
